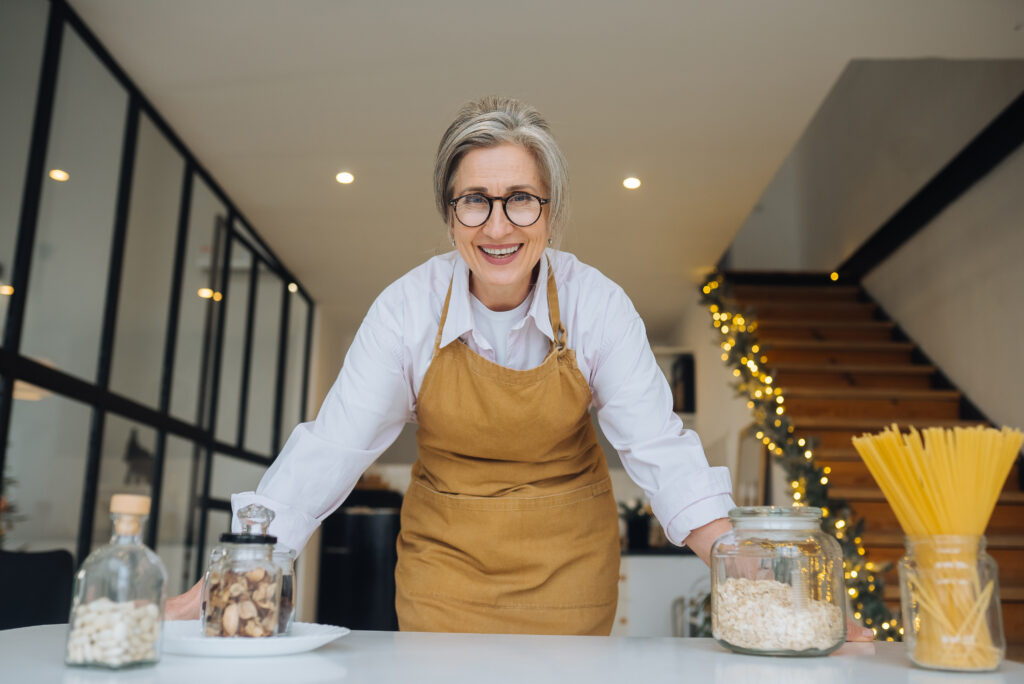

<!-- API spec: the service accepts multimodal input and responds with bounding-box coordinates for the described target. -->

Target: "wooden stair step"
[755,320,896,342]
[793,418,988,449]
[852,500,1023,534]
[761,340,914,364]
[784,387,959,400]
[862,531,1024,549]
[822,454,1021,492]
[726,298,878,321]
[773,363,937,389]
[792,417,986,430]
[783,388,961,421]
[832,487,1024,505]
[730,284,862,301]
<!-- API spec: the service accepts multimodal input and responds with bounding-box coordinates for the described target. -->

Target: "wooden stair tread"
[784,387,960,400]
[831,487,1024,505]
[729,297,873,308]
[862,531,1024,549]
[761,339,915,351]
[790,416,987,430]
[811,447,862,461]
[771,362,936,374]
[730,284,861,297]
[754,319,894,329]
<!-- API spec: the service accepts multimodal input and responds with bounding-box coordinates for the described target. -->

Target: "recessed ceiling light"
[622,177,641,190]
[197,287,214,299]
[49,169,70,182]
[287,282,298,293]
[336,171,355,184]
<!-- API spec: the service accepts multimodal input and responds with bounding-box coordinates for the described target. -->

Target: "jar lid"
[221,503,278,544]
[110,494,150,515]
[728,505,822,529]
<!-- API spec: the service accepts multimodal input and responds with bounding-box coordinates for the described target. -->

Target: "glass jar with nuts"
[65,494,167,669]
[201,504,282,638]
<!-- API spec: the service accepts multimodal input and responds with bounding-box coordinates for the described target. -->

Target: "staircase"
[725,276,1024,658]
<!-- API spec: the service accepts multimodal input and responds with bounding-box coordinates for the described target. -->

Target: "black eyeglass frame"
[448,192,550,228]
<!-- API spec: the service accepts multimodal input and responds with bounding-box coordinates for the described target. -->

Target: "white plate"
[163,621,350,657]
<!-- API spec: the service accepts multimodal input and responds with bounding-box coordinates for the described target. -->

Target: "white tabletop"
[2,624,1021,684]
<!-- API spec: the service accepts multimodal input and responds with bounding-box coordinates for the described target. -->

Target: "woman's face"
[450,143,550,311]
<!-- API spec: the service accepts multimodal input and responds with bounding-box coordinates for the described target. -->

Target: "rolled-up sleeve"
[231,293,413,554]
[589,289,734,546]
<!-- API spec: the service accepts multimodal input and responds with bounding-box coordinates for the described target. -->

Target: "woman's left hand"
[846,617,874,642]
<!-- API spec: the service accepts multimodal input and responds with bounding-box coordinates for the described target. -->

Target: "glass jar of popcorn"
[710,506,846,656]
[201,504,282,638]
[65,494,167,669]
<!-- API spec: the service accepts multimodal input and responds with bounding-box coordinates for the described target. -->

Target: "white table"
[2,624,1021,684]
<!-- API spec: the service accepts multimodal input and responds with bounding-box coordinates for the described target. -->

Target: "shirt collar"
[439,250,555,349]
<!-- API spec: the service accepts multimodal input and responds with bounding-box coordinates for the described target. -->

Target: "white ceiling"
[66,0,1024,342]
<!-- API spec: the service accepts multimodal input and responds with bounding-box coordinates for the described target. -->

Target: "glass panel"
[20,29,127,381]
[170,178,226,425]
[244,264,283,455]
[234,219,274,267]
[108,113,184,407]
[213,237,252,445]
[2,392,92,558]
[0,0,48,342]
[90,414,157,553]
[279,294,309,445]
[158,434,204,595]
[210,453,266,501]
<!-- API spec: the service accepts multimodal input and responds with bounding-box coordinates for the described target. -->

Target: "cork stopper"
[110,494,151,516]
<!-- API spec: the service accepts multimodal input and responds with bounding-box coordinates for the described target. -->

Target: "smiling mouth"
[479,245,521,257]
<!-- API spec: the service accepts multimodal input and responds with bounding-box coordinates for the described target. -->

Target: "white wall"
[671,291,752,494]
[863,143,1024,429]
[728,59,1024,272]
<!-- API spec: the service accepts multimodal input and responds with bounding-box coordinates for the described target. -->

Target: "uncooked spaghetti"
[851,424,1022,671]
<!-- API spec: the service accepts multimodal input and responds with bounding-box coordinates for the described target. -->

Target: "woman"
[170,96,869,638]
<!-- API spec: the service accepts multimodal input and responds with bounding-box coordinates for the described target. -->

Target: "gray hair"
[434,96,569,243]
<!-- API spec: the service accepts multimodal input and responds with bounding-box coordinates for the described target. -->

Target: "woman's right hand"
[165,580,203,620]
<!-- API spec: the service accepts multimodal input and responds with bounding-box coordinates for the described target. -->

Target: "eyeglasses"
[448,192,549,228]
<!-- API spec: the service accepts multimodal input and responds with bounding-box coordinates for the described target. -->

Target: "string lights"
[700,273,900,641]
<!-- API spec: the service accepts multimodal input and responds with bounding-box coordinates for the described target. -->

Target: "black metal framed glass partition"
[0,0,314,593]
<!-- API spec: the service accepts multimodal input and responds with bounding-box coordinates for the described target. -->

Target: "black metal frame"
[0,0,316,582]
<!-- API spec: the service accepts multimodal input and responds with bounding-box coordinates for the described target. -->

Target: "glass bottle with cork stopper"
[65,494,167,669]
[201,503,282,637]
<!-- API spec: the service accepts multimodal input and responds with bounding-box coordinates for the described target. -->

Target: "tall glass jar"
[274,546,297,634]
[899,535,1004,671]
[710,506,846,656]
[65,494,167,669]
[201,504,282,638]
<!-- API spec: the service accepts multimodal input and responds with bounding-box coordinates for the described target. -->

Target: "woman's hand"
[846,617,874,642]
[165,580,203,620]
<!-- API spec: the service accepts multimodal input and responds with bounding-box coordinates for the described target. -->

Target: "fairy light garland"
[700,273,901,641]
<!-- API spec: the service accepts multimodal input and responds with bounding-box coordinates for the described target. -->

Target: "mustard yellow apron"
[395,264,620,635]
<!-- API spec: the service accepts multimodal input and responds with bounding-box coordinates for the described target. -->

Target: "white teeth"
[480,245,521,257]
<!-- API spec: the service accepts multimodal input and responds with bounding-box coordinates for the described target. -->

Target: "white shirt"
[232,249,734,554]
[469,293,532,366]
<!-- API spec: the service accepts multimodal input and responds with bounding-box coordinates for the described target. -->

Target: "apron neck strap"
[433,277,455,356]
[545,258,566,351]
